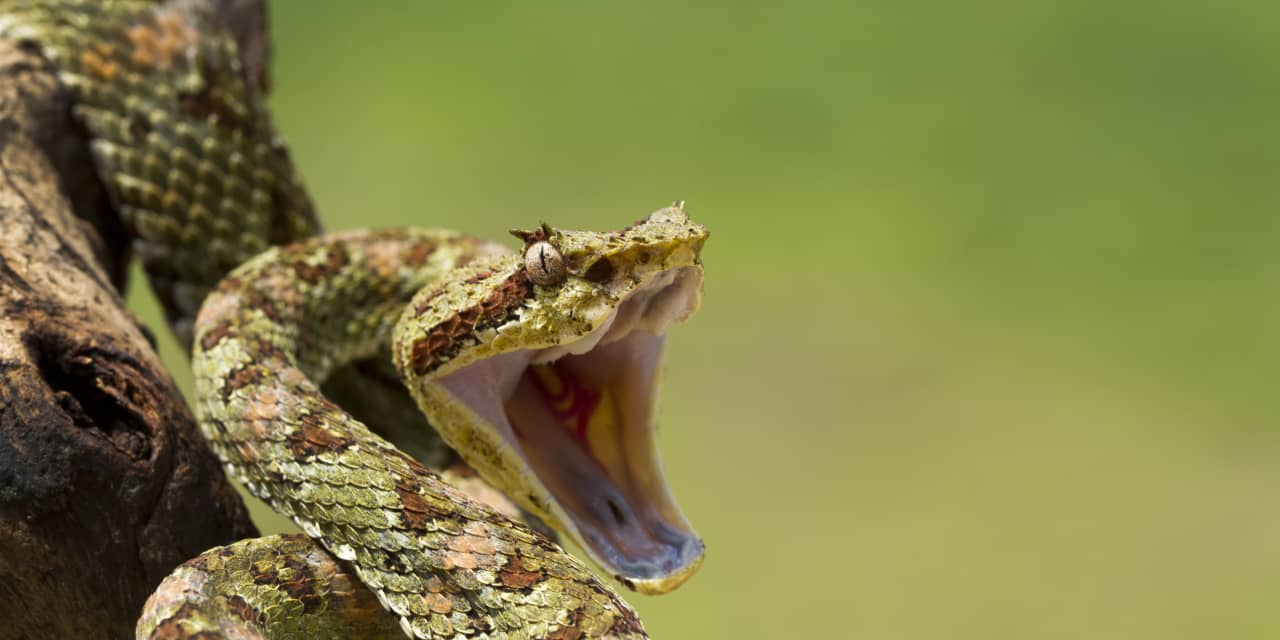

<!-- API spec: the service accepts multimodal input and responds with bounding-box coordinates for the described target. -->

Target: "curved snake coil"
[1,1,708,638]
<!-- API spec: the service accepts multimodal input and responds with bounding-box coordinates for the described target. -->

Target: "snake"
[0,1,709,638]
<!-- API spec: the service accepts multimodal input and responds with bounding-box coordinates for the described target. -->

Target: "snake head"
[397,204,708,594]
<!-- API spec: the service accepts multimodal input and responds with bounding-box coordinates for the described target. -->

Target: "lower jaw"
[501,334,704,589]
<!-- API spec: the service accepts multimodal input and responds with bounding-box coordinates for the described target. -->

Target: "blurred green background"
[128,1,1280,638]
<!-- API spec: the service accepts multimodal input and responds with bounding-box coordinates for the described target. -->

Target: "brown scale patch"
[325,567,388,616]
[443,550,479,571]
[251,337,292,366]
[224,594,263,626]
[405,238,438,266]
[196,293,244,340]
[198,319,235,351]
[250,553,325,614]
[454,521,500,553]
[125,9,198,72]
[547,627,584,640]
[292,243,351,284]
[147,602,221,640]
[233,439,261,463]
[422,592,453,615]
[395,478,452,531]
[183,554,210,573]
[434,295,474,327]
[79,49,120,81]
[326,242,352,271]
[497,554,547,590]
[121,9,249,135]
[443,526,496,572]
[387,447,434,479]
[257,271,305,308]
[279,365,311,390]
[464,269,495,284]
[608,604,645,635]
[364,238,405,280]
[284,410,354,458]
[247,386,282,412]
[481,274,533,316]
[409,327,455,374]
[456,305,482,326]
[242,388,281,440]
[221,365,262,400]
[410,271,532,374]
[245,290,284,323]
[547,609,586,640]
[177,55,252,134]
[213,276,243,295]
[512,226,550,244]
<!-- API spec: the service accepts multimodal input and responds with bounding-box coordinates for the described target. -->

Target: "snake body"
[2,1,707,638]
[0,0,320,343]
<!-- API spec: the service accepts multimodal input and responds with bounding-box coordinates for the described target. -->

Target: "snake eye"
[525,241,567,286]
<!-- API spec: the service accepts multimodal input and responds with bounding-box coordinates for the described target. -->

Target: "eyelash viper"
[0,1,708,638]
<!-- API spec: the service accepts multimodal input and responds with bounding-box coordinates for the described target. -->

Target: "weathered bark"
[0,2,272,637]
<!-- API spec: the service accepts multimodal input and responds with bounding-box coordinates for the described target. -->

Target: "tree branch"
[0,6,263,636]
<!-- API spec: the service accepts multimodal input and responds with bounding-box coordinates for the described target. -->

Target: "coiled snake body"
[0,2,708,638]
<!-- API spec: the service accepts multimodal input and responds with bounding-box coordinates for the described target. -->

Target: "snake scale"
[0,1,708,638]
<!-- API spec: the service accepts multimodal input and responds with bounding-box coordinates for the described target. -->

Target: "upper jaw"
[434,264,706,592]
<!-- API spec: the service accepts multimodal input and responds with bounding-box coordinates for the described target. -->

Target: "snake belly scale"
[0,1,708,638]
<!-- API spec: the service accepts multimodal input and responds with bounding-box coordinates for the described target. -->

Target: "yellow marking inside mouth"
[585,389,626,480]
[528,365,626,477]
[530,365,571,412]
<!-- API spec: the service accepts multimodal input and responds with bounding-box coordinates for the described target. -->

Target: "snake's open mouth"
[437,266,705,593]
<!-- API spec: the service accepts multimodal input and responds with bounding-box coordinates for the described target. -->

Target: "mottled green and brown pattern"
[190,229,648,639]
[138,535,406,639]
[0,0,319,344]
[2,1,706,638]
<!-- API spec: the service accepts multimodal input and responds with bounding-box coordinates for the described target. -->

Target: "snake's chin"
[438,265,705,594]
